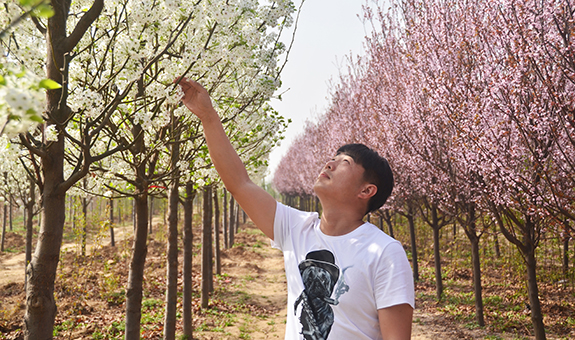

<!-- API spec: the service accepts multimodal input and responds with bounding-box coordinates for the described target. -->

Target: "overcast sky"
[265,0,370,182]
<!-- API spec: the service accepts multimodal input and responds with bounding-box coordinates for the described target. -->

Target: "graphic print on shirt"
[294,250,351,340]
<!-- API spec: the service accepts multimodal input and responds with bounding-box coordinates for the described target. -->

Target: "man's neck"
[319,206,365,236]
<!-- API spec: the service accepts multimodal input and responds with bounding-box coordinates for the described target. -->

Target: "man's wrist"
[200,108,223,128]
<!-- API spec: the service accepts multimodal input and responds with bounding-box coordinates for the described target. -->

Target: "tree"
[2,0,297,338]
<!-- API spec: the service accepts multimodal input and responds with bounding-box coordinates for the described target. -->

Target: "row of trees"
[1,0,302,338]
[273,1,574,339]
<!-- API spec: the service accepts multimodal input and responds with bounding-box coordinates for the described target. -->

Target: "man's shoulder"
[275,202,319,229]
[355,222,404,255]
[277,202,319,220]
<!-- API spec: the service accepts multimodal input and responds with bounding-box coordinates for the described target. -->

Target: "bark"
[235,202,240,234]
[148,196,154,234]
[469,235,484,326]
[25,178,35,290]
[1,199,6,252]
[491,205,546,340]
[164,121,180,340]
[163,186,179,340]
[432,221,443,300]
[213,188,221,275]
[182,182,194,338]
[109,199,115,247]
[223,189,228,249]
[229,195,235,247]
[125,193,149,340]
[462,204,485,326]
[201,186,213,308]
[82,180,88,257]
[420,200,449,301]
[406,205,419,282]
[524,218,546,340]
[383,210,394,238]
[24,140,67,340]
[118,199,122,224]
[563,221,570,276]
[9,196,12,231]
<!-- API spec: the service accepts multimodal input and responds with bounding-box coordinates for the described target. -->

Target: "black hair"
[336,143,394,215]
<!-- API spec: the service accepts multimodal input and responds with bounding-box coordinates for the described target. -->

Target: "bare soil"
[1,220,573,339]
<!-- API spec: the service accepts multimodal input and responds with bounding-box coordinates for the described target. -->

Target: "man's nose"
[325,160,335,170]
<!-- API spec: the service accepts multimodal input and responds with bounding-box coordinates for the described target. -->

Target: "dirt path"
[0,222,134,287]
[208,223,455,340]
[2,220,533,339]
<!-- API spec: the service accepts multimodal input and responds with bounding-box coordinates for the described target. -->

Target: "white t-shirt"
[272,202,415,340]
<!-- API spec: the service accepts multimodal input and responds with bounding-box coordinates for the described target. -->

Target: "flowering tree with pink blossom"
[273,1,575,338]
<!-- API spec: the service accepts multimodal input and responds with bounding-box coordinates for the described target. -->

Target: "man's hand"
[174,76,277,240]
[176,77,217,121]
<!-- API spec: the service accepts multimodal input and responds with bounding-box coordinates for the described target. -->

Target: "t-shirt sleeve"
[374,241,415,310]
[271,202,317,251]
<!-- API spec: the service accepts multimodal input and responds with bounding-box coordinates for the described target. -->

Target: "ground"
[1,219,574,339]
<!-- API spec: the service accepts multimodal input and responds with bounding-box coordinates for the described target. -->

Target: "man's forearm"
[200,110,251,194]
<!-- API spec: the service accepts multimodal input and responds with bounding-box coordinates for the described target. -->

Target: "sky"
[265,0,370,182]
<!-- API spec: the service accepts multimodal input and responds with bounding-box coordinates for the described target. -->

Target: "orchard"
[1,0,574,339]
[274,0,575,339]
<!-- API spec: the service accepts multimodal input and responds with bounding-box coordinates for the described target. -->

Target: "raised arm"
[178,78,276,240]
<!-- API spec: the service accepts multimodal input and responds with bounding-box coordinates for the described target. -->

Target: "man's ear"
[359,183,378,200]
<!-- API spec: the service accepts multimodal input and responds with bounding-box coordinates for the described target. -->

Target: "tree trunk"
[132,198,136,231]
[459,204,485,326]
[109,199,115,247]
[163,184,179,340]
[523,218,546,340]
[213,188,221,275]
[563,221,570,276]
[82,180,88,256]
[469,234,484,326]
[125,193,149,340]
[383,210,394,238]
[406,206,419,282]
[148,196,154,234]
[24,138,67,340]
[229,195,235,247]
[431,206,443,301]
[182,182,194,338]
[201,186,213,308]
[1,199,6,252]
[118,198,122,224]
[9,196,12,231]
[164,121,180,340]
[235,202,240,234]
[223,189,228,249]
[25,178,35,290]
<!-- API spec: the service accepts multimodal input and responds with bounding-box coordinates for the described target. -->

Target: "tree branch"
[64,0,104,52]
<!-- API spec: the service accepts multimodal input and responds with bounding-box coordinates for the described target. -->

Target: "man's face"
[313,153,367,201]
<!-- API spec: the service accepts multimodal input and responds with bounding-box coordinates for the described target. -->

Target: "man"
[178,78,414,340]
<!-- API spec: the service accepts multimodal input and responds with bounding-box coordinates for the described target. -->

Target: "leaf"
[39,79,62,90]
[19,0,42,6]
[28,113,44,123]
[33,3,55,18]
[0,74,5,86]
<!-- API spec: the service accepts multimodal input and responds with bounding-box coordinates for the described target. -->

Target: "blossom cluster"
[273,0,575,235]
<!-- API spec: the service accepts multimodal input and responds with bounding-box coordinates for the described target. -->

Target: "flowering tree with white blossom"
[1,0,297,338]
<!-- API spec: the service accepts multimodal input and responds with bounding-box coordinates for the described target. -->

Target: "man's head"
[335,143,394,215]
